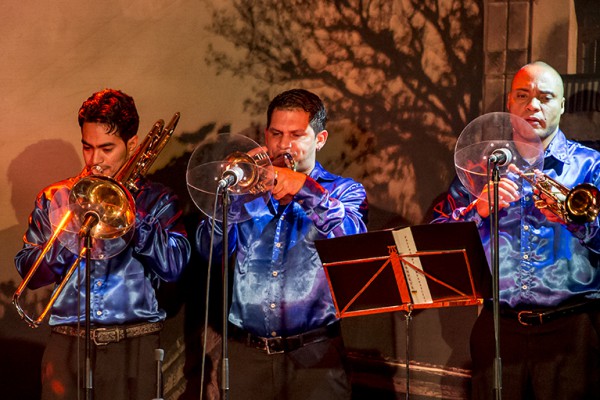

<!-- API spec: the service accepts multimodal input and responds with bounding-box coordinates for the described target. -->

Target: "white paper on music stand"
[392,228,433,304]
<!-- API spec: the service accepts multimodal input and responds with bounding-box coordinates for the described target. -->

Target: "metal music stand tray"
[315,221,491,318]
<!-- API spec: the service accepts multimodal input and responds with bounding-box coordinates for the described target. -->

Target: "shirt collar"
[308,161,338,182]
[544,129,570,164]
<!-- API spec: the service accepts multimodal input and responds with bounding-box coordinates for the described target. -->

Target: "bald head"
[507,61,565,147]
[511,61,564,98]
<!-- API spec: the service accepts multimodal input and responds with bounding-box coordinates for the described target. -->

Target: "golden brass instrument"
[216,149,299,196]
[272,152,297,172]
[13,112,180,328]
[221,149,271,194]
[512,167,600,224]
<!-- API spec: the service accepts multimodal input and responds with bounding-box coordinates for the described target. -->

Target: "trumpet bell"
[222,151,271,194]
[565,183,600,223]
[186,133,275,223]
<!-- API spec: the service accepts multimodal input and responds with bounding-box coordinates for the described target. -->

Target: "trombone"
[13,210,86,327]
[12,112,180,328]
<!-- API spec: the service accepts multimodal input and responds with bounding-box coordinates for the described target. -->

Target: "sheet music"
[392,228,433,304]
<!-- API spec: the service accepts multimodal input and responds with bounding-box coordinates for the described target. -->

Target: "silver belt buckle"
[92,327,120,345]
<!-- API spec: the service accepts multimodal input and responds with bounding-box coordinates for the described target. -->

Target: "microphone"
[78,211,100,238]
[218,165,245,189]
[489,148,513,166]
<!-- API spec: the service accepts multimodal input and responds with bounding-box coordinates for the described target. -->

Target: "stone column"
[483,0,532,113]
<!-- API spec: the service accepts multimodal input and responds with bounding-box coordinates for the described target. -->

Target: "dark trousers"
[470,306,600,400]
[223,334,351,400]
[41,331,160,400]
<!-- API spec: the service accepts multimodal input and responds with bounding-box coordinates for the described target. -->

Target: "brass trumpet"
[219,150,297,195]
[13,112,180,328]
[271,152,297,172]
[221,150,271,194]
[511,166,600,224]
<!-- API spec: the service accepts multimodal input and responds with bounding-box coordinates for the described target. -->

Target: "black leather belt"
[52,321,163,345]
[484,299,598,326]
[230,322,341,355]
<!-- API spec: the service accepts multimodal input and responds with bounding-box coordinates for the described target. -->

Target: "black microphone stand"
[219,188,231,400]
[79,211,99,400]
[490,162,502,400]
[83,232,94,400]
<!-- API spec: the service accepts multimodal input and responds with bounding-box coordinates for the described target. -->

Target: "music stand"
[316,221,490,317]
[315,221,491,398]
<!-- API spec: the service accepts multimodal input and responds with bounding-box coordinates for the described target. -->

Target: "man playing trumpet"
[434,61,600,399]
[15,89,191,400]
[194,89,368,400]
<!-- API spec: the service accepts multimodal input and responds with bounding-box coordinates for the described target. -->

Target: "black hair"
[78,88,139,142]
[266,89,327,133]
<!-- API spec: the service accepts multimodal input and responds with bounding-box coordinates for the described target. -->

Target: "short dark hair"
[78,89,139,142]
[266,89,327,133]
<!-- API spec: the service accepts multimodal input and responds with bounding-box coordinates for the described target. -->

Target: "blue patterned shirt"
[15,176,191,326]
[197,162,368,337]
[433,130,600,308]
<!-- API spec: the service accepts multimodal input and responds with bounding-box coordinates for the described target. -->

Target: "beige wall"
[3,1,593,398]
[531,0,576,72]
[0,0,257,286]
[484,0,592,116]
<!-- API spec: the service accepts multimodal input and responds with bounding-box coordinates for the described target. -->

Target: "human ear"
[316,130,328,151]
[126,135,138,155]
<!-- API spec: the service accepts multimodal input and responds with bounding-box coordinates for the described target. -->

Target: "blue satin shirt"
[433,130,600,308]
[197,162,368,337]
[15,176,191,326]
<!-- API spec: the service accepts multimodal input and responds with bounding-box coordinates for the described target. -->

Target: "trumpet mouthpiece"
[271,152,297,171]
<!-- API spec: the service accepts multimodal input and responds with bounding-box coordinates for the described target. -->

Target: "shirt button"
[522,285,528,290]
[272,271,278,277]
[523,254,529,260]
[275,242,282,248]
[271,331,277,337]
[523,225,529,231]
[96,310,103,316]
[525,196,530,202]
[270,303,276,309]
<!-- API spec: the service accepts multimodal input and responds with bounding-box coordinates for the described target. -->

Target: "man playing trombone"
[433,62,600,398]
[14,89,191,400]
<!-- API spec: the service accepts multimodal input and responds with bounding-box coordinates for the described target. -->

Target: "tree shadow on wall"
[204,0,484,222]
